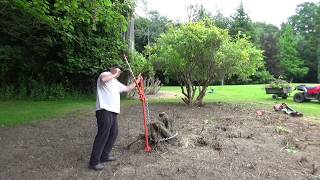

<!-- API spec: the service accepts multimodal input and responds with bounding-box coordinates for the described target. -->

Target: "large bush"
[0,0,134,99]
[153,21,263,106]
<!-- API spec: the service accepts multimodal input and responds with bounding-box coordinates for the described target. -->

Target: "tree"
[279,25,309,81]
[0,0,136,97]
[134,10,169,53]
[186,4,212,22]
[254,22,281,76]
[153,21,264,106]
[212,11,231,30]
[215,36,264,85]
[153,22,227,106]
[229,2,255,42]
[318,5,320,83]
[288,2,320,82]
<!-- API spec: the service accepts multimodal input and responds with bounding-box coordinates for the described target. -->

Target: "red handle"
[136,77,152,152]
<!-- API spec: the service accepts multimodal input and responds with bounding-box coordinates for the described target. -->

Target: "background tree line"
[0,0,152,100]
[134,2,320,85]
[0,0,319,101]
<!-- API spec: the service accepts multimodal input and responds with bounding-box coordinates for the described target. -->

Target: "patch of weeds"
[196,136,208,147]
[285,146,298,155]
[308,175,320,180]
[276,126,292,134]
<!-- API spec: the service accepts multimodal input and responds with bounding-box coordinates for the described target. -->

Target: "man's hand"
[135,74,142,84]
[125,74,143,92]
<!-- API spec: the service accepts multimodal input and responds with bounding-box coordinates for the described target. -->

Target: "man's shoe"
[101,156,116,163]
[88,163,104,171]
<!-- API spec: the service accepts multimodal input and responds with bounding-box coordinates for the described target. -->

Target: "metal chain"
[124,55,150,122]
[145,98,151,123]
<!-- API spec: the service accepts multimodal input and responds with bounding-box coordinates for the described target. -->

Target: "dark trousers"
[89,109,118,166]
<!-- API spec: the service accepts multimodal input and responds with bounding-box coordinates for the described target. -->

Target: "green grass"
[0,97,95,127]
[1,84,319,127]
[0,96,145,127]
[161,84,320,119]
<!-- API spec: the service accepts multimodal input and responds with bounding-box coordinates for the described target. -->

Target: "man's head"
[110,65,122,78]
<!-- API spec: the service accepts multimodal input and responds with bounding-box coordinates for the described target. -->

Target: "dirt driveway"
[0,103,319,180]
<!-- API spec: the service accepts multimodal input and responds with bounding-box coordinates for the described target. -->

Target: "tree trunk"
[195,84,209,106]
[221,74,225,86]
[221,78,224,86]
[317,41,320,83]
[127,15,135,55]
[180,81,194,106]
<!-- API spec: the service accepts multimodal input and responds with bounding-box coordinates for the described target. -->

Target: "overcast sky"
[135,0,319,27]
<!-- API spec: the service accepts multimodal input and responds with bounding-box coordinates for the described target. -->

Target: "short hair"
[110,64,122,70]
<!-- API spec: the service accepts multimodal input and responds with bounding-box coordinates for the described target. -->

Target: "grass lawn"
[0,98,95,127]
[1,84,319,127]
[161,84,320,119]
[0,96,141,127]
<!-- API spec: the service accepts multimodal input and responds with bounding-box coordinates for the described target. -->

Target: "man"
[89,65,141,171]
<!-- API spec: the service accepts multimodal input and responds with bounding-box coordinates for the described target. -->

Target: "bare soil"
[1,102,320,180]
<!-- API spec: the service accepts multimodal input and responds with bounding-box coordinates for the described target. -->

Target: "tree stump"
[126,112,177,149]
[149,112,176,142]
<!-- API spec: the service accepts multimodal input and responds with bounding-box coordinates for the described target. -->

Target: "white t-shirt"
[96,72,128,113]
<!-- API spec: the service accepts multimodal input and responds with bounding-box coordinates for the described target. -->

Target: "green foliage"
[155,22,227,81]
[153,20,264,105]
[153,21,227,105]
[288,2,320,82]
[229,2,256,42]
[266,78,292,89]
[0,85,15,100]
[250,70,275,84]
[29,81,67,100]
[134,10,170,53]
[215,36,264,82]
[186,4,213,22]
[0,82,70,100]
[130,51,154,76]
[285,147,298,155]
[212,11,231,30]
[279,25,309,80]
[0,0,135,97]
[253,22,281,77]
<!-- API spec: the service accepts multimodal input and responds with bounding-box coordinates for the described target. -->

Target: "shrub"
[266,78,292,89]
[0,84,15,100]
[250,70,275,84]
[128,76,162,97]
[144,77,162,95]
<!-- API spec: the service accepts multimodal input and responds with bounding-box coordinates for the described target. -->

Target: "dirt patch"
[1,103,320,179]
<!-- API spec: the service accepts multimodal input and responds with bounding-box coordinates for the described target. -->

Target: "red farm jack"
[123,54,152,152]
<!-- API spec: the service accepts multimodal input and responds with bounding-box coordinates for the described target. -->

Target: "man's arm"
[126,82,138,92]
[100,69,121,83]
[121,74,142,92]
